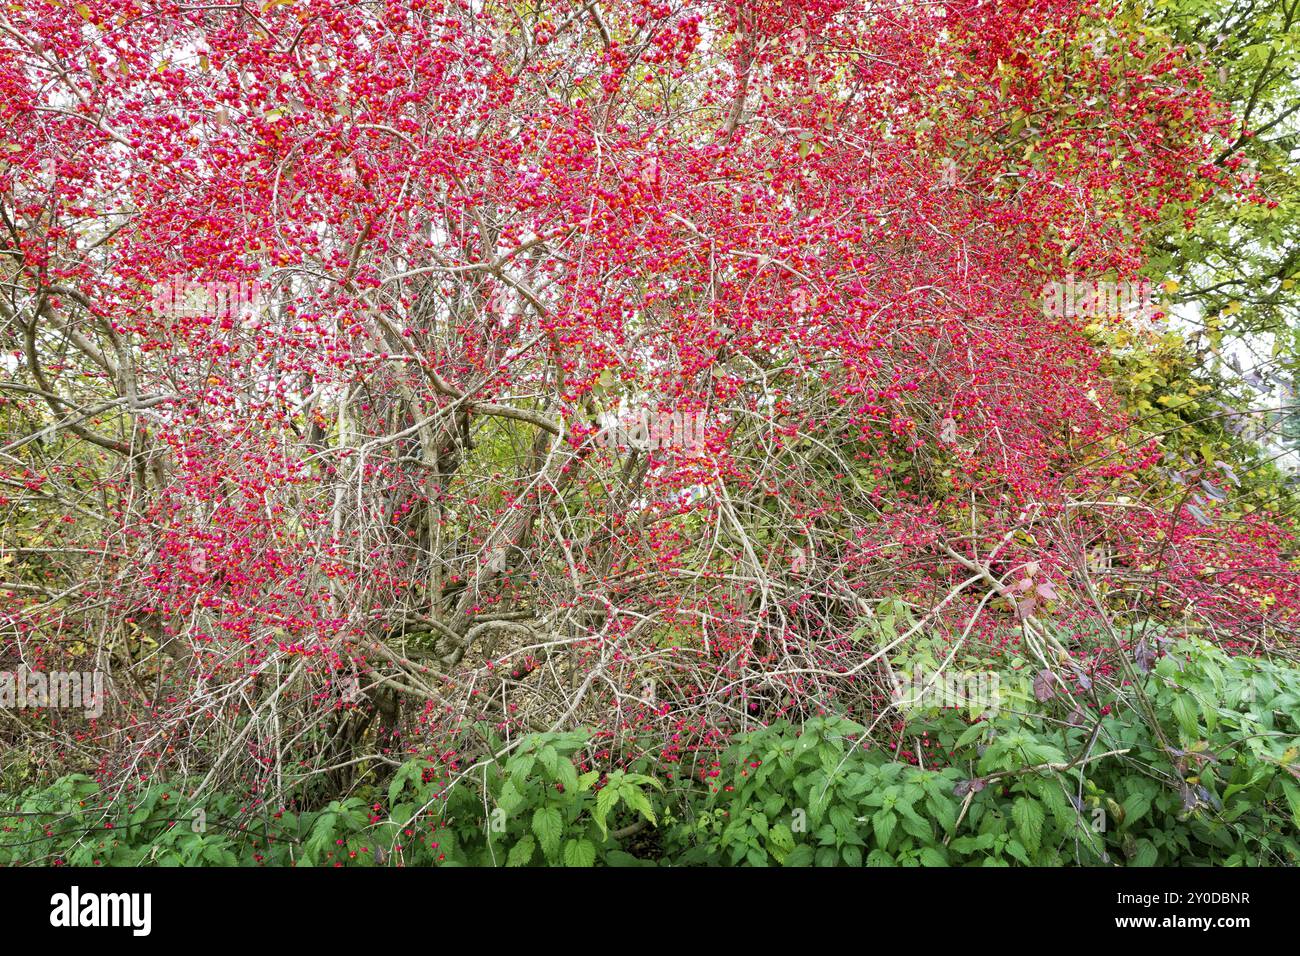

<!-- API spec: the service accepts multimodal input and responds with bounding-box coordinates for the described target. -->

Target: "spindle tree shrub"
[0,0,1295,837]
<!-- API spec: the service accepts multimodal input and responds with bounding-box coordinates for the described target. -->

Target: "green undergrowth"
[3,638,1297,866]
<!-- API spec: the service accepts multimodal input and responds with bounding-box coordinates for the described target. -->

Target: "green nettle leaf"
[506,753,536,781]
[794,730,821,757]
[532,806,563,860]
[1131,839,1159,868]
[1172,694,1200,740]
[872,810,897,849]
[555,757,579,794]
[1036,782,1074,829]
[768,822,795,852]
[783,845,815,867]
[828,805,855,837]
[926,795,958,835]
[507,834,535,867]
[387,760,422,804]
[623,787,658,826]
[809,780,833,825]
[1223,767,1268,802]
[1120,792,1151,828]
[498,778,524,817]
[954,723,987,749]
[844,771,875,798]
[562,838,597,868]
[919,846,948,867]
[538,746,560,779]
[1005,838,1030,865]
[1282,780,1300,829]
[593,784,620,837]
[1012,798,1045,856]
